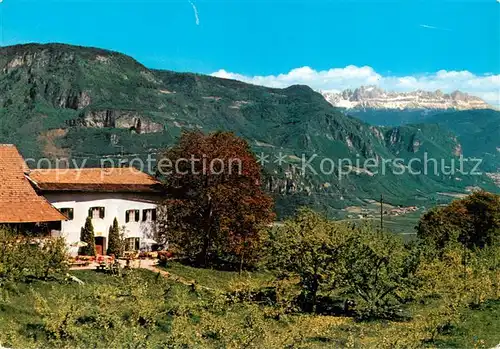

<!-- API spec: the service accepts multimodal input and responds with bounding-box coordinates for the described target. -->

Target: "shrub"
[79,217,96,256]
[0,229,69,283]
[416,242,500,310]
[38,237,70,279]
[107,218,123,257]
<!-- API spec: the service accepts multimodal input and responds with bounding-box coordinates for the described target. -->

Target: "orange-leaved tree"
[156,131,275,269]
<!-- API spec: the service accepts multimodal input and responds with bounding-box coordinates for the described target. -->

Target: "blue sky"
[1,0,499,103]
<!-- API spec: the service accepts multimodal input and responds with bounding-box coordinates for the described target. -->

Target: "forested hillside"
[349,108,500,172]
[0,44,496,215]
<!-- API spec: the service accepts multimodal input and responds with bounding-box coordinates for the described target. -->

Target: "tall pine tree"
[107,217,122,257]
[79,216,97,256]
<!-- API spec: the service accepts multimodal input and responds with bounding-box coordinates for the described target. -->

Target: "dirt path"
[70,259,212,290]
[142,264,196,287]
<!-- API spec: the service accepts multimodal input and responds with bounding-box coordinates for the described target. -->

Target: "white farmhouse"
[28,167,163,255]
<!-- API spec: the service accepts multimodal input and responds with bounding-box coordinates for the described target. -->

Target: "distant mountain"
[0,43,496,217]
[425,110,500,172]
[348,109,500,172]
[346,109,440,127]
[322,86,491,111]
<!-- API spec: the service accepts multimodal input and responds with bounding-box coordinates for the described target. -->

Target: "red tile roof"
[29,167,162,193]
[0,145,67,223]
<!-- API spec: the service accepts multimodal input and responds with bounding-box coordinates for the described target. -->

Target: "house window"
[142,209,157,222]
[125,209,140,223]
[125,237,140,251]
[89,207,105,219]
[59,208,74,220]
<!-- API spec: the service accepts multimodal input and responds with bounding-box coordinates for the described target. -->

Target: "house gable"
[0,145,66,223]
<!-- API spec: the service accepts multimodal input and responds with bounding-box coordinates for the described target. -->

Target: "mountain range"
[0,43,497,217]
[322,86,492,111]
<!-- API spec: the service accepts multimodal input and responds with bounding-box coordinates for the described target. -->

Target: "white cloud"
[211,66,500,106]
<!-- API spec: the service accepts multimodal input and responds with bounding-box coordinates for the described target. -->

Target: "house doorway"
[95,237,106,255]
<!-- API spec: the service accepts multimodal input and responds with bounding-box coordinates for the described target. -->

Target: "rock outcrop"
[81,110,164,133]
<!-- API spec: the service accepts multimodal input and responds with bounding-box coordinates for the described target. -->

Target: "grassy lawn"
[0,268,498,348]
[160,262,500,348]
[0,269,159,329]
[383,211,422,237]
[0,269,182,348]
[434,300,500,348]
[161,261,274,291]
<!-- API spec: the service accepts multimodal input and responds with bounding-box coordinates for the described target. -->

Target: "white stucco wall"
[43,192,159,255]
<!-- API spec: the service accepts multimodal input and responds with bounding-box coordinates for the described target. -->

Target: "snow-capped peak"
[322,86,491,110]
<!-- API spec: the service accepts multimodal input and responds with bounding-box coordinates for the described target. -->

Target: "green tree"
[107,218,123,257]
[265,210,421,319]
[79,217,96,256]
[337,227,421,320]
[417,191,500,249]
[40,238,69,279]
[264,209,353,313]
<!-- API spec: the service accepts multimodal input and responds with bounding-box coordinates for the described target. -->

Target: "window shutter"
[152,209,157,222]
[142,210,147,222]
[125,211,130,223]
[135,210,140,222]
[88,208,92,218]
[69,209,74,220]
[100,207,105,219]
